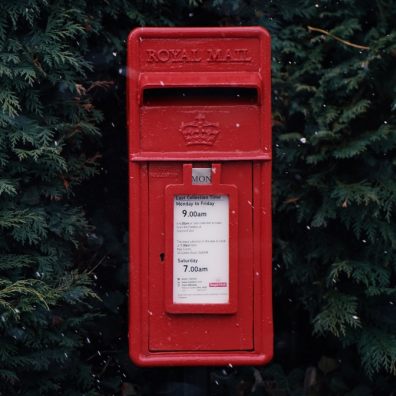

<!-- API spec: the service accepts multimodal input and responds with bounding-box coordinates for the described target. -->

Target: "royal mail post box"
[127,27,272,366]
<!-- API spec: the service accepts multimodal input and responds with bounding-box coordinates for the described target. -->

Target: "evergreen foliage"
[270,0,396,377]
[0,0,395,395]
[0,1,103,394]
[258,0,396,393]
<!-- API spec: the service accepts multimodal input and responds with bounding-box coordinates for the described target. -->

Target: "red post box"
[127,27,272,366]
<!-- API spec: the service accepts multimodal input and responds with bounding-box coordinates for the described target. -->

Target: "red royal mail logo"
[209,282,227,287]
[179,113,220,146]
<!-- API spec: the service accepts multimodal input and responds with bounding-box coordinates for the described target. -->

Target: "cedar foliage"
[268,0,396,388]
[0,0,395,395]
[0,1,104,394]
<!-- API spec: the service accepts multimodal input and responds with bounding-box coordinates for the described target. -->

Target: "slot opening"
[143,87,259,106]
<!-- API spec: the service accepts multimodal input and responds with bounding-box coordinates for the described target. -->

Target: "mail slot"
[127,27,272,366]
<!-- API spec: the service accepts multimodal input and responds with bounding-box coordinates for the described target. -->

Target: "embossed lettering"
[146,48,252,64]
[146,49,158,62]
[207,49,222,62]
[225,49,232,61]
[157,49,170,62]
[236,48,252,62]
[146,48,202,63]
[206,48,252,63]
[180,49,189,62]
[169,49,181,59]
[190,49,202,62]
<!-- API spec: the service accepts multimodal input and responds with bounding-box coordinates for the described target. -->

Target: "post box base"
[130,349,273,367]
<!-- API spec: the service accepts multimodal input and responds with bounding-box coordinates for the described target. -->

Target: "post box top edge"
[128,26,270,43]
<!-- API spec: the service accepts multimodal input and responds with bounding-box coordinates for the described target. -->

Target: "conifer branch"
[307,26,370,50]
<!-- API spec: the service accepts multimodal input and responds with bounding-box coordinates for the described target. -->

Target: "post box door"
[147,162,254,351]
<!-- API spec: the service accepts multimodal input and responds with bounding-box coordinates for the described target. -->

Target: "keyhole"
[160,253,165,262]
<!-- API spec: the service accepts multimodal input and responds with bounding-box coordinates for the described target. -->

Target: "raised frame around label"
[164,164,238,314]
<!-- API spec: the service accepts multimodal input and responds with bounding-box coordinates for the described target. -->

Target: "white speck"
[352,315,359,320]
[215,380,220,385]
[322,104,326,108]
[383,121,388,124]
[112,52,117,57]
[35,271,41,278]
[118,68,123,75]
[306,225,311,230]
[54,141,58,146]
[362,239,367,243]
[188,12,194,17]
[228,363,233,368]
[236,123,240,127]
[148,310,153,316]
[315,3,319,7]
[389,301,394,305]
[300,137,307,144]
[97,350,102,356]
[93,274,97,280]
[160,81,164,86]
[64,352,68,358]
[222,369,227,375]
[111,122,115,127]
[86,337,91,344]
[255,272,260,276]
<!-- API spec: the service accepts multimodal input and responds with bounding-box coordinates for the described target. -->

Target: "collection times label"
[173,195,229,304]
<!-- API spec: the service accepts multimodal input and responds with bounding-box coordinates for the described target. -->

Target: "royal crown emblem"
[179,113,220,146]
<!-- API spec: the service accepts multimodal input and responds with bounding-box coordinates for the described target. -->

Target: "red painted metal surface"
[128,27,272,366]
